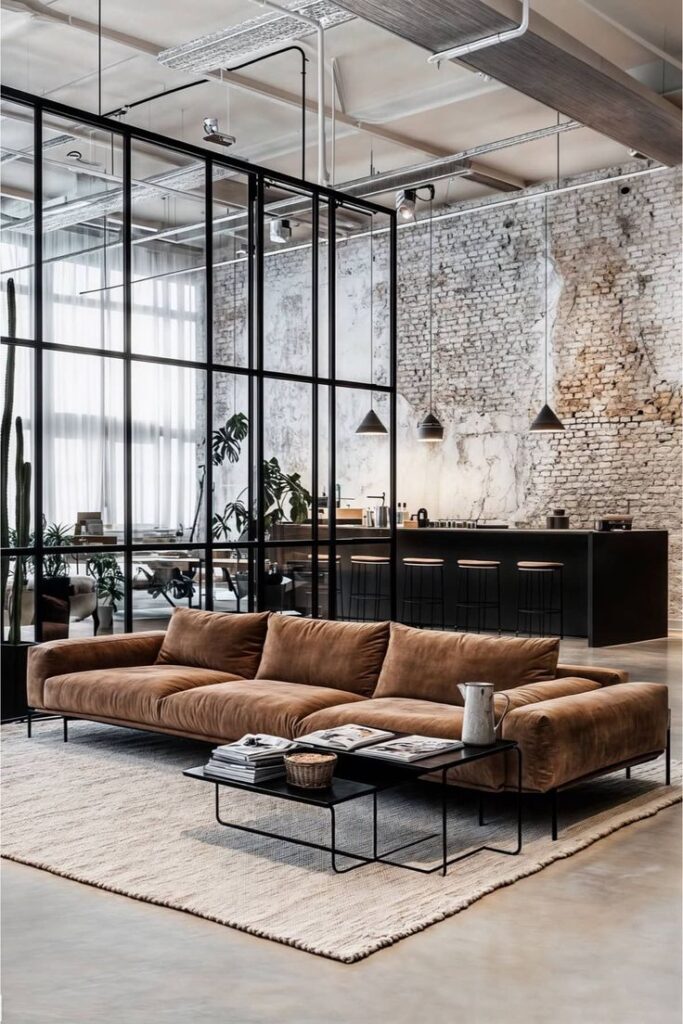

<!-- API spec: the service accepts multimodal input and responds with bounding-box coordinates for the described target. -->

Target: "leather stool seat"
[458,559,500,568]
[403,557,445,566]
[350,555,391,564]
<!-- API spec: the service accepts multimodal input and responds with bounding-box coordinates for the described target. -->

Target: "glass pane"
[131,142,206,361]
[132,548,202,629]
[1,342,34,540]
[1,100,34,339]
[263,377,312,541]
[43,350,123,542]
[335,385,391,539]
[213,168,250,368]
[260,545,316,616]
[42,113,124,350]
[336,208,391,387]
[212,546,255,614]
[38,550,126,639]
[263,184,312,376]
[131,362,206,542]
[212,372,250,544]
[3,556,34,643]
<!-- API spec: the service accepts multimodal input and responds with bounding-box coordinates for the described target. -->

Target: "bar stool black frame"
[400,559,445,630]
[348,558,391,622]
[455,561,501,634]
[516,563,564,638]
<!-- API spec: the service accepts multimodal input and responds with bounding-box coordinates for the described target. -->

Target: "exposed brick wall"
[214,163,682,618]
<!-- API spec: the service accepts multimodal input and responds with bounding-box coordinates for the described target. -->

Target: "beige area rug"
[2,720,681,963]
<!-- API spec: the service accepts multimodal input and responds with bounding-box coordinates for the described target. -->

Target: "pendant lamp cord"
[429,193,434,412]
[544,194,549,404]
[369,213,374,408]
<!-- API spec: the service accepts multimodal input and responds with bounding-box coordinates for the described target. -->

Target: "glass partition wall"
[1,87,397,640]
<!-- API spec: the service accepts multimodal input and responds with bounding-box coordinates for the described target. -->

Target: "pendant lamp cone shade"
[530,402,564,432]
[356,406,388,435]
[531,133,564,435]
[355,214,388,436]
[417,411,444,441]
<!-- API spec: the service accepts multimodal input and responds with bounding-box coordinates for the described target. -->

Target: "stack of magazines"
[203,734,298,784]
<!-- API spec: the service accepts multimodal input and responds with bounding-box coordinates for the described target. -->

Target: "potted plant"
[1,278,34,720]
[86,554,124,632]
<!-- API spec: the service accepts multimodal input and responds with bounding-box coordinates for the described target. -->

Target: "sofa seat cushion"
[255,616,389,696]
[502,681,669,792]
[156,608,270,677]
[160,679,366,741]
[42,665,237,724]
[298,697,464,740]
[374,623,560,704]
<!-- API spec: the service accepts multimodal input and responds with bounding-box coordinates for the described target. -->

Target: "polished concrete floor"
[2,636,681,1024]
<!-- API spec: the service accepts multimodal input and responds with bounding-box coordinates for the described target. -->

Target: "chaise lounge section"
[27,610,670,824]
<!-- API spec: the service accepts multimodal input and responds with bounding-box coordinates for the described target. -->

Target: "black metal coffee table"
[184,739,522,876]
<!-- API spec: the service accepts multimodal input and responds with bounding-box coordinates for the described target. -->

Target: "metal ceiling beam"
[336,0,682,165]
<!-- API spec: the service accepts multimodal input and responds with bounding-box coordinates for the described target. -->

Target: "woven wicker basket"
[284,752,337,789]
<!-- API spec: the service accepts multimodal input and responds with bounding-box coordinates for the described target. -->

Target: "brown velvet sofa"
[27,609,670,804]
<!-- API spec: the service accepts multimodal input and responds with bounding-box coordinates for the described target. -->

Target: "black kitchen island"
[397,528,668,646]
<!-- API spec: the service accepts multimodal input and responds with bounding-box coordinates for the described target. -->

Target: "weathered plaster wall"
[214,163,682,617]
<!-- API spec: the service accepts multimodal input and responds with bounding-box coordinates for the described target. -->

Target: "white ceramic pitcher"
[457,682,510,746]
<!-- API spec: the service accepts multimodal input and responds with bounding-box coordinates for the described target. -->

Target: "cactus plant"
[8,416,31,644]
[1,278,16,609]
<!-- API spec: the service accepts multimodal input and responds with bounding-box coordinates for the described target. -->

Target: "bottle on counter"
[396,503,404,526]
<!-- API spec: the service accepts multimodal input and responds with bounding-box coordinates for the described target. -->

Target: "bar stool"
[516,561,564,638]
[305,553,344,616]
[455,559,501,633]
[349,555,390,622]
[401,557,445,630]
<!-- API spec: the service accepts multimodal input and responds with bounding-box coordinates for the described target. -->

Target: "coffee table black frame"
[184,739,522,876]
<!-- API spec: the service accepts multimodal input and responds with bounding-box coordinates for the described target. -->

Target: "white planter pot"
[97,604,114,632]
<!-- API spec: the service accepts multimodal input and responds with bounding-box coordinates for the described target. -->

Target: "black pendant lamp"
[417,193,444,442]
[531,116,564,433]
[356,214,388,435]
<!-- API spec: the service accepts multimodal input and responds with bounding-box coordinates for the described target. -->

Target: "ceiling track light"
[396,188,417,222]
[356,214,388,436]
[530,113,564,434]
[202,117,236,147]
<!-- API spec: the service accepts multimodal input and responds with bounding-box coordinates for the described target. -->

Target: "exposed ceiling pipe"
[68,161,667,298]
[247,0,329,185]
[427,0,529,64]
[1,0,449,160]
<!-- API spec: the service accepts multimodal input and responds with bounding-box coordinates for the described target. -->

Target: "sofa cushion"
[255,616,390,696]
[156,608,269,678]
[160,679,366,741]
[374,623,560,704]
[42,665,237,725]
[28,631,165,709]
[502,682,669,792]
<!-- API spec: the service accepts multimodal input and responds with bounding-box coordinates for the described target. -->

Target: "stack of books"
[203,734,298,784]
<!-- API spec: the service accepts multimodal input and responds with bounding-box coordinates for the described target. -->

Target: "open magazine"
[298,725,396,752]
[358,735,465,763]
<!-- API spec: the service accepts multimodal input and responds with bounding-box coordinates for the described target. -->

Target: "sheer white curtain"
[2,225,204,536]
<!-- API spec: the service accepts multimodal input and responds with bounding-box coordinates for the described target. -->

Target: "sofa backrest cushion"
[374,623,560,705]
[255,616,389,696]
[156,608,270,678]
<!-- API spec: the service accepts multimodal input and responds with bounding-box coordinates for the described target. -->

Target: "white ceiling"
[1,0,681,228]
